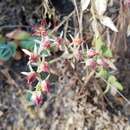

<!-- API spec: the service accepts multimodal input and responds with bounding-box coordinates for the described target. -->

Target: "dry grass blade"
[1,68,20,88]
[50,10,75,34]
[76,70,95,99]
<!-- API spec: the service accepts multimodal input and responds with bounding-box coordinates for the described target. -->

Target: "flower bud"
[26,72,37,85]
[39,62,49,72]
[42,40,51,49]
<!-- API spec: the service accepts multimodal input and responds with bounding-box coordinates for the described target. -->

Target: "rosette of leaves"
[0,42,16,61]
[4,29,42,61]
[20,37,40,51]
[93,35,123,93]
[6,29,38,51]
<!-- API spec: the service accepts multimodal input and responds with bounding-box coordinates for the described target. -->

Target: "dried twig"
[50,10,75,34]
[76,70,95,100]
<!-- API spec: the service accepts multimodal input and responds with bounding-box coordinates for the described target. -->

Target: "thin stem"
[79,11,83,38]
[73,0,80,31]
[28,63,33,72]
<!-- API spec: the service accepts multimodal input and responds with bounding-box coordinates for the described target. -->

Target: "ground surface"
[0,59,130,130]
[1,0,130,130]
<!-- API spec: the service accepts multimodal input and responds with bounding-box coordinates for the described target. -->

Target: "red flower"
[35,95,43,106]
[26,72,37,85]
[39,62,49,72]
[29,53,39,63]
[87,49,98,57]
[40,19,47,26]
[42,40,51,49]
[22,49,39,63]
[31,91,43,106]
[41,80,50,93]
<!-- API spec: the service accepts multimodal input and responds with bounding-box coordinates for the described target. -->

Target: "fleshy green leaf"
[96,68,109,79]
[95,37,103,51]
[20,37,39,51]
[0,43,16,61]
[95,36,105,54]
[35,83,42,91]
[40,49,51,57]
[108,75,117,84]
[9,42,17,56]
[40,72,49,80]
[6,29,31,40]
[108,75,123,91]
[15,31,30,40]
[94,36,113,57]
[102,47,113,58]
[112,81,123,91]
